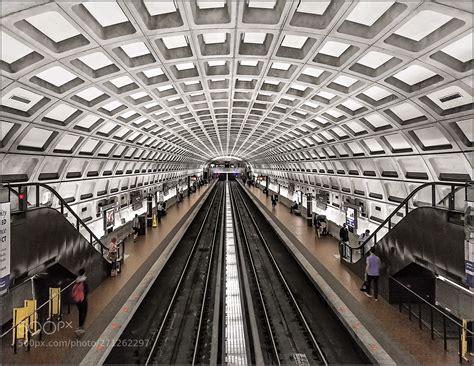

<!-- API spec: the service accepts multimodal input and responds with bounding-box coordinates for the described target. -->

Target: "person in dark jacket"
[72,268,89,335]
[339,223,350,259]
[339,223,349,242]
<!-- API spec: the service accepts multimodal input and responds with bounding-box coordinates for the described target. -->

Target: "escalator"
[342,182,469,300]
[1,183,110,325]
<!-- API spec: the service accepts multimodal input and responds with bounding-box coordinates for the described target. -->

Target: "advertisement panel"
[0,202,11,294]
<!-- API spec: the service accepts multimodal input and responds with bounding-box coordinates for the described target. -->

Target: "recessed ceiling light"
[44,103,78,120]
[83,2,129,27]
[281,35,308,49]
[121,42,150,58]
[297,1,331,15]
[197,0,226,10]
[319,41,350,57]
[130,91,148,99]
[342,99,363,111]
[157,84,173,92]
[363,86,392,101]
[110,75,134,88]
[243,32,266,44]
[36,66,77,87]
[75,87,104,101]
[272,62,291,71]
[357,51,393,69]
[302,67,324,77]
[202,33,227,44]
[144,1,177,15]
[388,102,424,121]
[102,100,123,111]
[162,35,188,49]
[394,10,452,42]
[393,65,437,85]
[346,2,394,27]
[25,11,80,42]
[176,62,194,71]
[248,0,276,9]
[240,60,259,66]
[19,127,53,149]
[208,60,226,67]
[143,67,164,78]
[79,52,113,70]
[1,32,33,63]
[333,75,358,87]
[441,33,473,62]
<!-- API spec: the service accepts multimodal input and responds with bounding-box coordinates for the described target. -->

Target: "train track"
[107,180,369,365]
[230,182,328,365]
[144,183,225,365]
[230,181,370,365]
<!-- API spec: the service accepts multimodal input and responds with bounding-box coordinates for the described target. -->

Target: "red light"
[19,193,25,200]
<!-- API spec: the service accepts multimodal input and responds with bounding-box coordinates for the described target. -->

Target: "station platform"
[244,183,460,365]
[1,184,211,365]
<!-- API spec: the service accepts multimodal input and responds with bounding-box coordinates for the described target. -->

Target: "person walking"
[71,268,89,334]
[132,214,140,242]
[365,247,381,301]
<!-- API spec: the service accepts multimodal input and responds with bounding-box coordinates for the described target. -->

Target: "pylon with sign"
[152,213,157,227]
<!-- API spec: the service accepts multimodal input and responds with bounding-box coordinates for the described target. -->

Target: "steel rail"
[191,184,224,365]
[233,183,329,366]
[144,186,221,365]
[229,183,280,365]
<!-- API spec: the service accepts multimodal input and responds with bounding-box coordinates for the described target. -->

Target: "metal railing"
[5,182,109,257]
[342,182,469,263]
[391,276,473,363]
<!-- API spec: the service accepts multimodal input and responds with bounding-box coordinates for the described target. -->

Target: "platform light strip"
[224,180,248,365]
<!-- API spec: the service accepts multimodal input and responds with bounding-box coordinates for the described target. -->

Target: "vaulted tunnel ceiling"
[0,1,472,188]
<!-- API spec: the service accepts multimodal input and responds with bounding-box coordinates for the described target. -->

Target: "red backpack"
[71,282,85,303]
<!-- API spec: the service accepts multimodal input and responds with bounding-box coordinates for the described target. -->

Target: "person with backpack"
[71,268,88,335]
[108,237,119,276]
[132,214,140,242]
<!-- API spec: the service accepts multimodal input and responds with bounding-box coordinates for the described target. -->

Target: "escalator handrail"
[347,182,469,260]
[4,182,108,253]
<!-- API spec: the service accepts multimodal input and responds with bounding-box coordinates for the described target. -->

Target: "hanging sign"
[0,202,11,294]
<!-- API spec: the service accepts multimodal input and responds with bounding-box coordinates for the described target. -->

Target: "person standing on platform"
[365,248,381,301]
[72,268,88,335]
[132,214,140,242]
[157,202,163,223]
[339,223,349,258]
[271,194,277,208]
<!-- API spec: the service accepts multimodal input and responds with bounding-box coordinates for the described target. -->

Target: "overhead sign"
[0,202,11,294]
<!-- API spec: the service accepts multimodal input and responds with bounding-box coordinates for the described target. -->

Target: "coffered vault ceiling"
[0,1,473,188]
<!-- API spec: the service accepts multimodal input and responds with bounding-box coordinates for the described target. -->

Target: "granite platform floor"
[1,184,211,365]
[245,183,463,365]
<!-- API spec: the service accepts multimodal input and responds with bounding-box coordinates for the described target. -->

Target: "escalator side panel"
[10,207,108,291]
